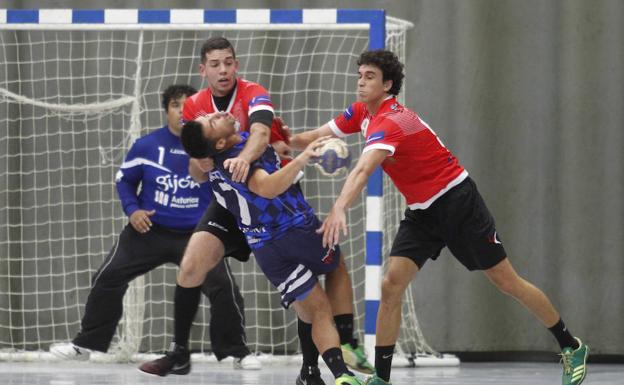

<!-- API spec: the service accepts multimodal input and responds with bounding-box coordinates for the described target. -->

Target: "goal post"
[0,8,457,366]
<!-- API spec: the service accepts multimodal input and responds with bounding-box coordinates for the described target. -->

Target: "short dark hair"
[357,50,404,96]
[200,36,236,63]
[180,120,219,158]
[161,84,197,111]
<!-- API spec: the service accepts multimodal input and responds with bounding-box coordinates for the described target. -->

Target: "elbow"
[256,188,279,199]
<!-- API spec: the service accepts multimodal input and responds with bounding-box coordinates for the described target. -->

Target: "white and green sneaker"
[334,373,363,385]
[341,343,374,374]
[560,337,589,385]
[363,374,391,385]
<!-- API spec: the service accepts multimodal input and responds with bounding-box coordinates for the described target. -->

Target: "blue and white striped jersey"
[208,132,314,248]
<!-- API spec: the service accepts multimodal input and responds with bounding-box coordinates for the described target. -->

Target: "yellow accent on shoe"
[334,373,364,385]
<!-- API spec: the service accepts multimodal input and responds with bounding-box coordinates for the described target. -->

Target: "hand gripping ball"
[312,138,352,176]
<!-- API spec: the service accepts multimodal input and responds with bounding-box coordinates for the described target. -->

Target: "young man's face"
[197,113,238,149]
[166,95,188,136]
[357,64,392,105]
[199,48,239,97]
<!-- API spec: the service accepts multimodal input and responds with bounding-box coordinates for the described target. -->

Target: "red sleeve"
[182,94,198,123]
[362,118,402,156]
[269,117,289,144]
[244,84,274,116]
[330,102,366,136]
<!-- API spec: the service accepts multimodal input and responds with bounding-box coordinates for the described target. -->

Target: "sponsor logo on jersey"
[208,170,225,182]
[154,190,170,205]
[170,196,199,208]
[169,148,187,155]
[366,131,385,144]
[391,103,399,110]
[155,174,201,194]
[343,105,354,120]
[249,95,272,107]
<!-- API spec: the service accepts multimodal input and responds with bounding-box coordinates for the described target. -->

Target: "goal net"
[0,9,455,365]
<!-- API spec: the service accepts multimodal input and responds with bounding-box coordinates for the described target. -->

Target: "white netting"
[0,17,454,364]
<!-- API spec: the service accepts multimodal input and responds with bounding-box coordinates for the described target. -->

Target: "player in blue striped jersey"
[181,113,364,385]
[50,85,258,369]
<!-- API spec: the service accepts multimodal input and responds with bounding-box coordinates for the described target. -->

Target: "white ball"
[313,138,352,176]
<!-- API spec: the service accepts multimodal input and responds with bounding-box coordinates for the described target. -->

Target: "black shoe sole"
[138,363,191,377]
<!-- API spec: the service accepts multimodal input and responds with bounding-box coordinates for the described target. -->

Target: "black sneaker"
[296,365,326,385]
[139,343,191,376]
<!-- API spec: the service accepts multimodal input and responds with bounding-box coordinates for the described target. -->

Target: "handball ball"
[313,138,352,176]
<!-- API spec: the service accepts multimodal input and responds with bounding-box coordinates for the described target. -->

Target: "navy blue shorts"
[252,215,340,308]
[195,200,251,262]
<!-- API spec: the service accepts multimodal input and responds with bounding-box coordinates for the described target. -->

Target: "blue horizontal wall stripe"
[204,9,236,23]
[7,9,38,23]
[138,9,170,24]
[270,9,302,23]
[72,10,104,23]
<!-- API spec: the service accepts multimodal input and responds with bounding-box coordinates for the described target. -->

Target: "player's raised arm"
[225,84,275,182]
[289,123,336,150]
[248,136,331,199]
[318,148,389,248]
[226,120,271,181]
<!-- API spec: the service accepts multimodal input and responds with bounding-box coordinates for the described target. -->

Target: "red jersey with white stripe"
[182,77,274,133]
[329,97,467,209]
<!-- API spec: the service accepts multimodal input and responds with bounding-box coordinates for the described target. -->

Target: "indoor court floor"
[1,361,622,385]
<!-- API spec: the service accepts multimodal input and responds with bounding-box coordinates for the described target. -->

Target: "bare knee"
[380,258,418,308]
[381,273,408,308]
[178,232,224,287]
[178,254,205,287]
[295,285,332,322]
[485,260,524,296]
[492,276,518,296]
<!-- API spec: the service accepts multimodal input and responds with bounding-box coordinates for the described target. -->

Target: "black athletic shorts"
[389,177,507,271]
[195,200,251,262]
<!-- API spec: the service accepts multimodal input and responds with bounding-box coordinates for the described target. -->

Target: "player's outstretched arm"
[318,148,388,248]
[248,136,331,199]
[289,123,336,150]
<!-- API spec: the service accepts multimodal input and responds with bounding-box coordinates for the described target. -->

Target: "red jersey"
[329,97,467,209]
[182,77,275,135]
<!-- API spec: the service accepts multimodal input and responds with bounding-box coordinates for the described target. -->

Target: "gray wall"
[4,0,623,355]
